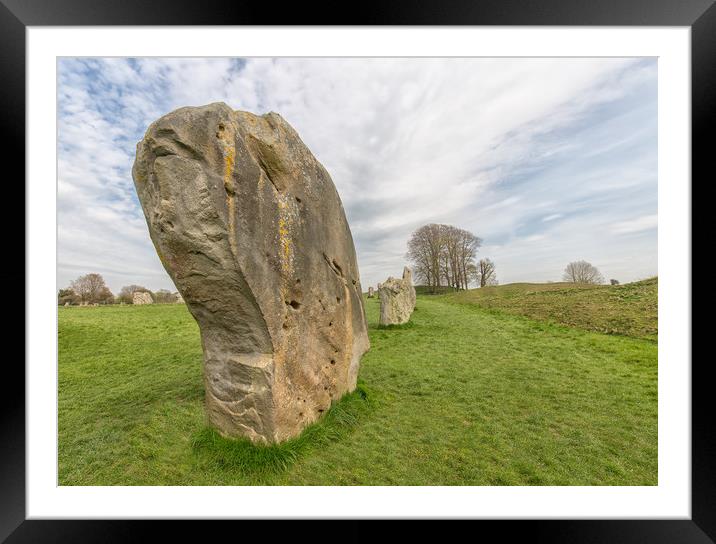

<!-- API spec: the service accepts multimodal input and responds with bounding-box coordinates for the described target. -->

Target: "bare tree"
[70,273,114,304]
[456,228,482,289]
[406,225,436,289]
[466,263,478,287]
[476,258,498,287]
[563,261,604,284]
[96,286,115,304]
[58,288,79,306]
[154,289,177,304]
[406,224,481,292]
[610,279,620,286]
[407,224,446,292]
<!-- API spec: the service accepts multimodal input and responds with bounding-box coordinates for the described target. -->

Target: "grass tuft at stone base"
[376,320,417,331]
[191,384,372,477]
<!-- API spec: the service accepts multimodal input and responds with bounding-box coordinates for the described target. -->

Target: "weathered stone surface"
[133,291,153,305]
[378,267,416,325]
[132,102,370,444]
[367,287,374,298]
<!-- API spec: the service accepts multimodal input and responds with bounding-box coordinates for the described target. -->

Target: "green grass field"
[58,283,657,486]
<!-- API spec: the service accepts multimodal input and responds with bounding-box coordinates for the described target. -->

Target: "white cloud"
[57,57,657,293]
[611,214,659,235]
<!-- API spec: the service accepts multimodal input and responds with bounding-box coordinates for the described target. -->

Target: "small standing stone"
[378,267,416,325]
[132,291,153,305]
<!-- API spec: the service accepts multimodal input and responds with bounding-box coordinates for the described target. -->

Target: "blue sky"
[57,57,657,293]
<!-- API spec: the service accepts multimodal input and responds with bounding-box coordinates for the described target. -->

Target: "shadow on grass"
[191,383,373,476]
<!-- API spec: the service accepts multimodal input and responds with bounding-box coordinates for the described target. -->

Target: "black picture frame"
[3,0,709,541]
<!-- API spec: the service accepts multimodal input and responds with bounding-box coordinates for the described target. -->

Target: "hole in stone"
[286,300,301,310]
[330,359,336,365]
[295,196,302,203]
[328,321,333,327]
[282,321,290,329]
[317,408,325,413]
[336,297,341,303]
[295,279,301,285]
[299,412,303,417]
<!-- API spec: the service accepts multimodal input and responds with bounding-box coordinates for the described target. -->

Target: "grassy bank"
[446,277,657,341]
[58,291,657,485]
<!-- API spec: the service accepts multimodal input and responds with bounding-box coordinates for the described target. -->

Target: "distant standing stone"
[132,291,153,305]
[378,267,416,325]
[367,287,374,298]
[132,102,370,444]
[174,292,184,303]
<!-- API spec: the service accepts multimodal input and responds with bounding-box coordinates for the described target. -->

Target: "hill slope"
[445,277,657,341]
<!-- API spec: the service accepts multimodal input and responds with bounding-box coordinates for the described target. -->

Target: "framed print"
[4,0,711,540]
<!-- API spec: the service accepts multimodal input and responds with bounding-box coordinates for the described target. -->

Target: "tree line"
[58,273,181,306]
[406,223,497,292]
[406,224,615,291]
[61,251,614,307]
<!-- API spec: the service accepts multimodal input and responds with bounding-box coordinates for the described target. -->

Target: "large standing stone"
[133,291,153,305]
[132,102,370,444]
[378,267,416,325]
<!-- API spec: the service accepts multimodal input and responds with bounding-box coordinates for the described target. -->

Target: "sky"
[57,57,657,293]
